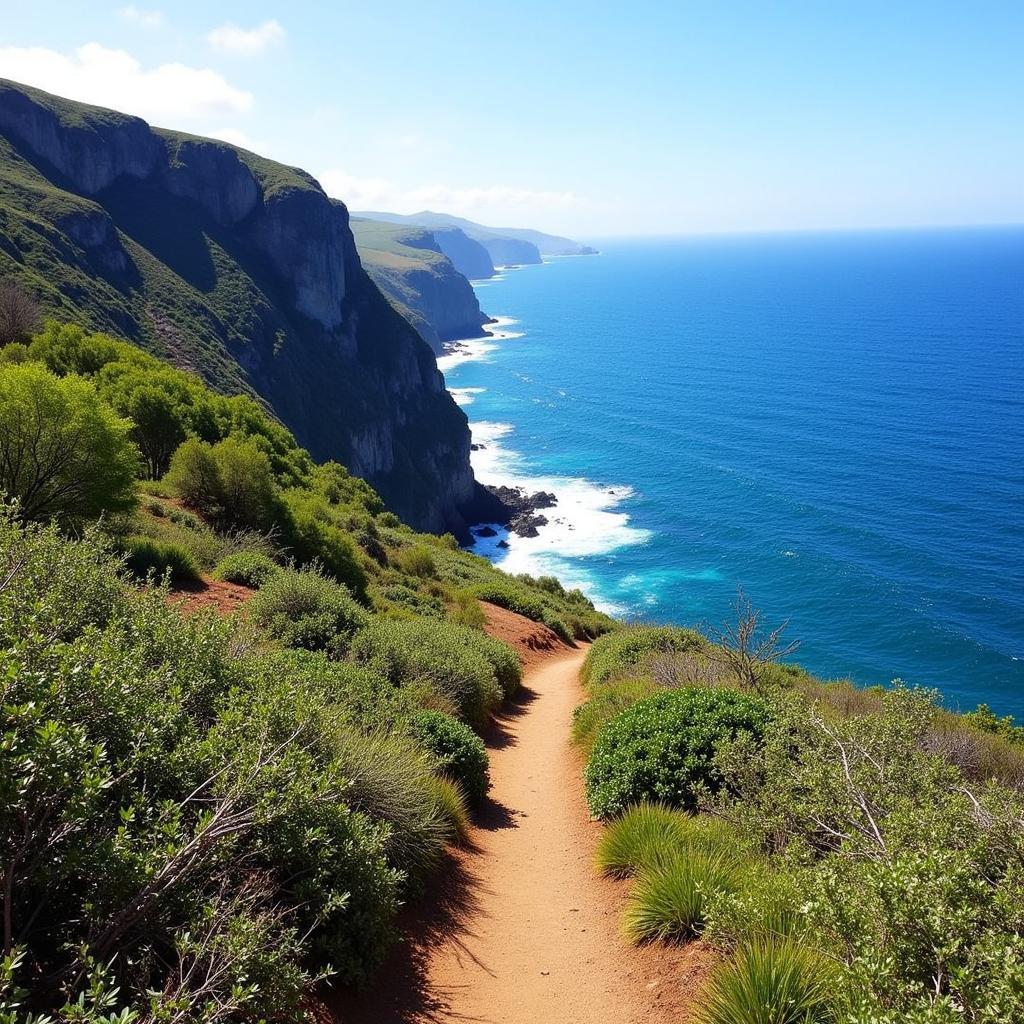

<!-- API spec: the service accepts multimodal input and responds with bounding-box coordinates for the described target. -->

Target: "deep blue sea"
[439,228,1024,717]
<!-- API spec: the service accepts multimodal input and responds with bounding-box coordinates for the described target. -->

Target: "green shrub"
[700,941,837,1024]
[281,489,369,601]
[583,626,707,685]
[596,805,737,878]
[376,583,445,618]
[213,550,281,588]
[393,544,438,578]
[472,582,546,622]
[120,535,201,584]
[165,436,223,517]
[0,362,139,526]
[350,619,516,729]
[409,710,490,805]
[623,850,743,943]
[248,567,367,653]
[449,588,486,629]
[573,676,660,752]
[704,865,807,949]
[585,687,772,819]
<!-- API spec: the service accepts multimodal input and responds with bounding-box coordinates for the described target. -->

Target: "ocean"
[439,227,1024,717]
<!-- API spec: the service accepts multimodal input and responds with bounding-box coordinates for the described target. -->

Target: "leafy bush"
[623,851,743,943]
[248,567,368,654]
[409,710,491,805]
[0,362,139,525]
[703,865,807,949]
[573,676,660,752]
[213,550,281,588]
[350,618,517,729]
[583,626,707,686]
[376,583,445,618]
[700,941,837,1024]
[121,535,201,584]
[596,805,737,878]
[585,687,772,818]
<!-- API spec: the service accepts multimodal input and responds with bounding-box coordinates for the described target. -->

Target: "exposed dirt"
[167,576,255,615]
[331,644,711,1023]
[479,600,576,669]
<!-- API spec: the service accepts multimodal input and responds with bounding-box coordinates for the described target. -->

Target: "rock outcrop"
[351,218,490,352]
[0,78,482,535]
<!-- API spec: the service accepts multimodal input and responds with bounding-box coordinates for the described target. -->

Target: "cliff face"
[478,236,542,267]
[0,79,478,534]
[351,218,490,353]
[430,227,495,280]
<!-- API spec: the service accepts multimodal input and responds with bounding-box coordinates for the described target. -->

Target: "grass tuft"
[700,940,837,1024]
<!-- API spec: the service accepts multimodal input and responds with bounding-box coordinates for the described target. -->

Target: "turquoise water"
[441,228,1024,716]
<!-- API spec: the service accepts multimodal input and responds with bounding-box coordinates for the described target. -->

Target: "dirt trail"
[333,646,707,1024]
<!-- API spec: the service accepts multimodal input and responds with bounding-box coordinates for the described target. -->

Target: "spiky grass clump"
[623,850,743,944]
[427,775,471,843]
[700,940,837,1024]
[597,805,740,878]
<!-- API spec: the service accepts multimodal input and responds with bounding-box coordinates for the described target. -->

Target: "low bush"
[392,544,438,578]
[213,550,281,588]
[471,581,546,622]
[623,851,743,944]
[427,775,471,842]
[409,710,491,805]
[350,618,514,729]
[596,805,738,878]
[583,626,707,685]
[120,535,201,584]
[585,687,772,819]
[376,583,445,618]
[703,865,807,949]
[248,567,368,654]
[700,940,837,1024]
[572,676,660,752]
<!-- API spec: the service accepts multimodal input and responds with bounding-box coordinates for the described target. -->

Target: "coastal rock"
[475,525,498,537]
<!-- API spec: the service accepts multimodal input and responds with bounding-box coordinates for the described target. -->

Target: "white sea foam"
[467,420,652,615]
[449,386,485,407]
[436,317,524,373]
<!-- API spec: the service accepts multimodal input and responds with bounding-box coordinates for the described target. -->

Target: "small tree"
[0,282,40,347]
[0,363,140,525]
[707,587,800,693]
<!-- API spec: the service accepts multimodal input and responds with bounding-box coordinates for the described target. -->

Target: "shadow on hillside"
[325,847,493,1023]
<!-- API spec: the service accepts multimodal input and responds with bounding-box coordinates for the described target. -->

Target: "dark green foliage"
[280,489,369,602]
[213,550,281,588]
[248,567,368,654]
[585,688,772,818]
[0,361,140,525]
[376,583,446,618]
[582,626,707,685]
[392,544,438,578]
[572,676,660,752]
[350,618,517,730]
[121,535,201,584]
[409,710,491,805]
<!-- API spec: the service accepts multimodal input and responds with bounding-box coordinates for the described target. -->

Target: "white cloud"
[118,5,164,29]
[319,171,580,217]
[0,43,253,121]
[206,20,285,56]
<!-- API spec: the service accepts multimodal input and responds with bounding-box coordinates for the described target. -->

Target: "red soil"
[331,638,711,1023]
[167,576,255,615]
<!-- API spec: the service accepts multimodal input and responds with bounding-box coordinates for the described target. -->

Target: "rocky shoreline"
[483,483,558,539]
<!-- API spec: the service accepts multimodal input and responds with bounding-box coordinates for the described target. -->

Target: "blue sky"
[2,1,1022,236]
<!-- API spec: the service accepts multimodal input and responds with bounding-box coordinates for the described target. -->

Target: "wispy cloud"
[206,20,285,56]
[319,171,580,217]
[117,5,164,29]
[0,43,253,121]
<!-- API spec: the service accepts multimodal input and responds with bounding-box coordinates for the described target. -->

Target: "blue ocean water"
[441,228,1024,716]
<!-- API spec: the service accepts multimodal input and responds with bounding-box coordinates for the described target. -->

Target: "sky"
[1,2,1022,237]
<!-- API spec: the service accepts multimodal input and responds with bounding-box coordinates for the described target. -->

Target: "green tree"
[0,363,139,525]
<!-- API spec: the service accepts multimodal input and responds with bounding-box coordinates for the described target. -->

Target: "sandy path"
[333,647,706,1024]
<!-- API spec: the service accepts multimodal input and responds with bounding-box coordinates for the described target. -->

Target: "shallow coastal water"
[443,229,1024,716]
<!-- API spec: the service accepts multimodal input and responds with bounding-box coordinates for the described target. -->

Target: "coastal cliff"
[0,79,481,534]
[351,217,491,352]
